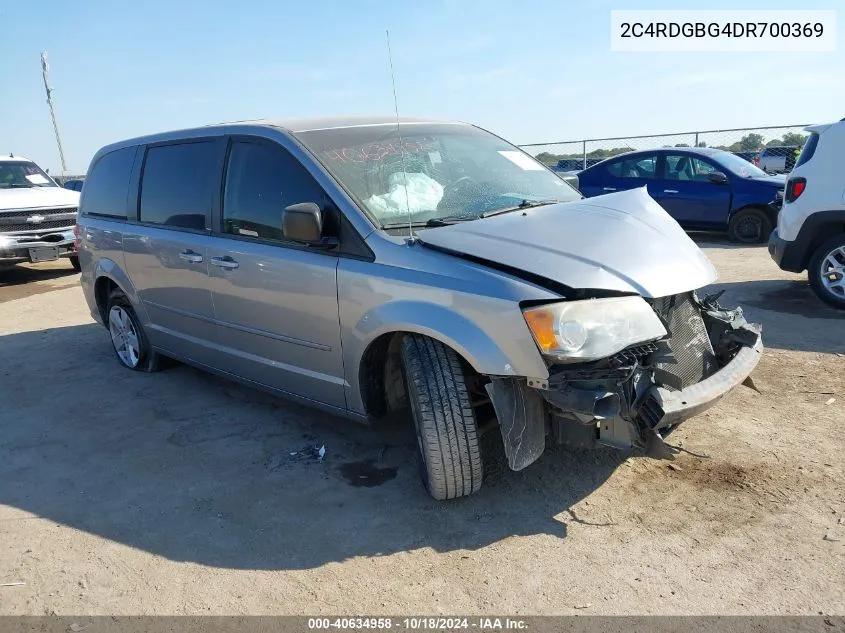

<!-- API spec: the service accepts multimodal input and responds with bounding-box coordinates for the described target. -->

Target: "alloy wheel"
[109,306,141,368]
[820,245,845,300]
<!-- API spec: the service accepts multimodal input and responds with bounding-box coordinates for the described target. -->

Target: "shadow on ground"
[690,232,766,249]
[0,262,79,302]
[0,324,623,571]
[1,273,840,570]
[701,278,845,353]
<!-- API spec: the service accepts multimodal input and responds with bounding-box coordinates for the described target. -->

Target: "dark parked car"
[577,147,785,243]
[63,179,84,192]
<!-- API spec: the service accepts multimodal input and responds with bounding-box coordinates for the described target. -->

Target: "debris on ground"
[825,398,836,405]
[823,533,841,542]
[742,376,763,393]
[317,445,326,461]
[574,603,592,609]
[0,582,25,587]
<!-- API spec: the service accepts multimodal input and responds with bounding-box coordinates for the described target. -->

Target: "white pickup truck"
[0,154,81,270]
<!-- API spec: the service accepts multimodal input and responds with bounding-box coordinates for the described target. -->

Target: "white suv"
[769,120,845,309]
[0,154,81,270]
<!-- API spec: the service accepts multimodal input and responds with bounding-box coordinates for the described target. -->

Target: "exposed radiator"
[650,292,717,389]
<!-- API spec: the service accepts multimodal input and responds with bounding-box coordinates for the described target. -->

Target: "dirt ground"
[0,239,843,616]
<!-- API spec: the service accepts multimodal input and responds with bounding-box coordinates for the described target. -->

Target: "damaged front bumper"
[637,326,762,431]
[0,229,76,264]
[486,292,763,471]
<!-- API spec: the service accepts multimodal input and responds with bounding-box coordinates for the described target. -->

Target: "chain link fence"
[520,125,809,174]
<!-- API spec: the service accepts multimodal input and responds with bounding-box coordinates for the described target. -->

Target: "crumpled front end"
[487,292,762,471]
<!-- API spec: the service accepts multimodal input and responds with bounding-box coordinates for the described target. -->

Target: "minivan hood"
[417,187,717,298]
[0,187,80,211]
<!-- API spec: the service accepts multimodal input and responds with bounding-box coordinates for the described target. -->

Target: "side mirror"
[283,202,323,243]
[708,171,728,184]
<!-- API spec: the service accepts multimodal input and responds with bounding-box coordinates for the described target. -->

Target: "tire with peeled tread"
[400,334,483,500]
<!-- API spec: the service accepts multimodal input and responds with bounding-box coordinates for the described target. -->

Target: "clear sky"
[1,0,841,173]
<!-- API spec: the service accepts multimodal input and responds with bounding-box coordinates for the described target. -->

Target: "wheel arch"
[798,213,845,271]
[91,257,145,327]
[729,202,778,229]
[352,301,525,419]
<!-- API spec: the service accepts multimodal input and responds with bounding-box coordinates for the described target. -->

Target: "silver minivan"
[78,116,763,500]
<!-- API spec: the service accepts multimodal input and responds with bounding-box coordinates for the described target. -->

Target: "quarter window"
[139,142,217,230]
[222,141,328,242]
[81,147,137,218]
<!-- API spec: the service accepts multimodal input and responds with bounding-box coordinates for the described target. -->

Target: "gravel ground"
[0,240,843,615]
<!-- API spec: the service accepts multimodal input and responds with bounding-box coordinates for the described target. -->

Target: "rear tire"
[69,255,81,272]
[106,289,164,372]
[728,208,773,244]
[400,334,483,500]
[808,235,845,310]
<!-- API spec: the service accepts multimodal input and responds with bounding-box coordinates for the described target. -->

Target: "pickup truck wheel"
[728,208,772,244]
[107,289,163,372]
[808,235,845,309]
[69,255,81,272]
[400,334,483,500]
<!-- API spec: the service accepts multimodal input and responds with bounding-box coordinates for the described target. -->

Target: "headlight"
[522,296,667,363]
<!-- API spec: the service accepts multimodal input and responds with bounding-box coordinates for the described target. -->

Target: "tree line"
[533,132,807,166]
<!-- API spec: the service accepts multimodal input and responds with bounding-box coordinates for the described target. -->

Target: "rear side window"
[81,147,137,218]
[606,155,657,179]
[794,133,819,169]
[139,142,218,230]
[222,140,328,242]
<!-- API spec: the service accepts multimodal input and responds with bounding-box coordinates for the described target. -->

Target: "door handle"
[663,189,679,194]
[602,187,617,191]
[210,256,239,270]
[179,250,203,263]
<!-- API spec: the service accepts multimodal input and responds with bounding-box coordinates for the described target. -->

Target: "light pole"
[40,51,68,178]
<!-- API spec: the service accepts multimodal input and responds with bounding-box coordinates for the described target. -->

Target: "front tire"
[808,235,845,309]
[400,334,483,500]
[106,289,164,371]
[69,255,81,272]
[728,208,773,244]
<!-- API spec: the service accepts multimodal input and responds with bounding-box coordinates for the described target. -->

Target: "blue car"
[576,147,785,243]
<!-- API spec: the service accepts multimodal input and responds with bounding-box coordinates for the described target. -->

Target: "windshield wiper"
[423,215,477,226]
[381,215,477,230]
[8,183,35,189]
[480,199,560,218]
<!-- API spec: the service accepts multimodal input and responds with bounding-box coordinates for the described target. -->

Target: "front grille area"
[650,292,717,389]
[0,207,77,234]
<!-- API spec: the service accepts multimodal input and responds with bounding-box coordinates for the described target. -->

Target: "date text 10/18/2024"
[308,618,528,630]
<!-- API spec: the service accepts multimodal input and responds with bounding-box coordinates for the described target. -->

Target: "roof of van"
[91,116,469,159]
[214,115,465,132]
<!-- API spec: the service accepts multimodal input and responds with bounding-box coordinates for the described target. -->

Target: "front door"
[654,153,732,229]
[205,137,345,409]
[121,139,225,365]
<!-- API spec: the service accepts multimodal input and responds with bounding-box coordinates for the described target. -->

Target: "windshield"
[295,123,581,227]
[716,152,767,178]
[0,161,57,189]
